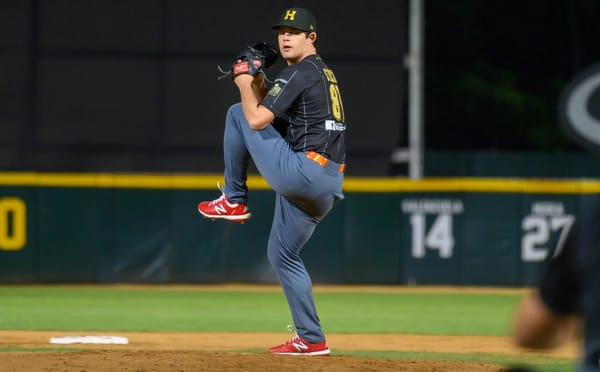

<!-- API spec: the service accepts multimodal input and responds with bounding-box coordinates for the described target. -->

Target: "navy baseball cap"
[272,7,317,33]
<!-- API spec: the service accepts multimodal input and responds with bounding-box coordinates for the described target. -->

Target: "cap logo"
[283,9,297,20]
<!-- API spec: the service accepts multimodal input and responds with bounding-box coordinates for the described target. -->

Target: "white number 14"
[409,213,454,259]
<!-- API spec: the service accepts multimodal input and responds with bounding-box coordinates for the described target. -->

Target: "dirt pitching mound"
[0,330,579,371]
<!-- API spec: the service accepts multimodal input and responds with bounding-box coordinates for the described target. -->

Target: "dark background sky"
[2,0,599,174]
[424,0,600,151]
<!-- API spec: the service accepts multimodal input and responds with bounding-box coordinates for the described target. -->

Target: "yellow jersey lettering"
[323,68,338,83]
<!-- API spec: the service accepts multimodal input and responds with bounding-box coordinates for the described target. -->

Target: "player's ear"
[307,32,317,44]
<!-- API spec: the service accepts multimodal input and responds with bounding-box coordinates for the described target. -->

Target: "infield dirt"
[0,330,579,371]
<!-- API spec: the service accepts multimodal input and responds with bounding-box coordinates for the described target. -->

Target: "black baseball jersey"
[261,54,346,164]
[539,196,600,369]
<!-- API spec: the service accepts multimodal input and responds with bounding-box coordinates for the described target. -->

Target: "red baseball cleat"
[268,334,330,356]
[197,194,251,223]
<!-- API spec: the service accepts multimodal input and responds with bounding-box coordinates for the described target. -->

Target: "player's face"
[277,27,316,65]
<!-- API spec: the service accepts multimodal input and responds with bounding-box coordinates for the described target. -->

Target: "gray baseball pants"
[222,103,344,343]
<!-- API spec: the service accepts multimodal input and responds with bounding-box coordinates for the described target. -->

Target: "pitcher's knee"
[267,244,282,269]
[226,103,243,120]
[267,242,297,271]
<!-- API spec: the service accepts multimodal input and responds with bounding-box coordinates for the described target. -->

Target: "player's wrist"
[234,74,254,86]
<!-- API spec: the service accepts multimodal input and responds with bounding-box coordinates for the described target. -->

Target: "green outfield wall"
[1,172,599,286]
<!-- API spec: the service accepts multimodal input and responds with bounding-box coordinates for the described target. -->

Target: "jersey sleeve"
[538,221,581,315]
[261,68,312,118]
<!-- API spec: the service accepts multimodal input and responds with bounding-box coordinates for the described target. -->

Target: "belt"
[306,151,345,173]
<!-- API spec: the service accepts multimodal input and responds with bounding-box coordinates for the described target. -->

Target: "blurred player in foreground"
[512,195,600,371]
[512,62,600,372]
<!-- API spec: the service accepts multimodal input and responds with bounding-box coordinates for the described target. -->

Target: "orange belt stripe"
[305,151,345,173]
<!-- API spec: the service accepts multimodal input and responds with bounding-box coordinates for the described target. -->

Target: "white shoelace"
[208,181,227,206]
[283,325,300,344]
[208,194,227,206]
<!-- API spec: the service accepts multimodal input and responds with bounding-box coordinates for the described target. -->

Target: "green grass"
[317,292,520,335]
[0,287,521,335]
[0,286,575,371]
[0,287,288,332]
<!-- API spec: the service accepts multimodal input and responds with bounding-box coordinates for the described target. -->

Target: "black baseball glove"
[218,41,279,80]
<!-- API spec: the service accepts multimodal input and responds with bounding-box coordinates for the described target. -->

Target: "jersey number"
[323,68,345,122]
[329,84,344,122]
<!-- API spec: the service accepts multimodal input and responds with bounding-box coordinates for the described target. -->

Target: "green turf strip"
[0,286,575,372]
[0,287,522,335]
[317,292,521,335]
